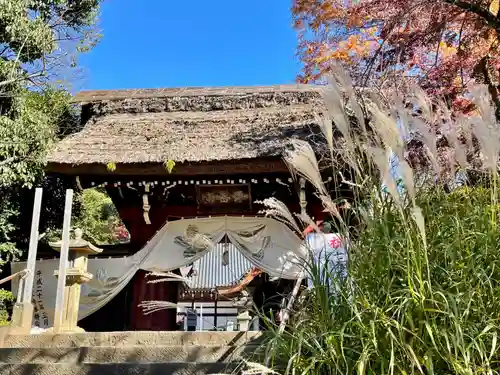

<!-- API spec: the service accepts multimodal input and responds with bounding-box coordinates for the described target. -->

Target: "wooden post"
[10,188,43,334]
[278,275,304,334]
[22,188,43,303]
[53,189,73,333]
[213,297,218,330]
[15,278,24,304]
[264,178,308,370]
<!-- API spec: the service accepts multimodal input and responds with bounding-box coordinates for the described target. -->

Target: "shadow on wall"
[78,275,132,332]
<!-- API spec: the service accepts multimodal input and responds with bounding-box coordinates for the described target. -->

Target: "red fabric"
[217,267,263,295]
[130,270,179,331]
[303,220,324,235]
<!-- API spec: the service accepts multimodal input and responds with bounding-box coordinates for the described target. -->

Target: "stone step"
[0,345,261,364]
[0,331,262,348]
[0,362,242,375]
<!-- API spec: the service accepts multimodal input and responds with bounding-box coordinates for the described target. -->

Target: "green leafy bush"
[46,187,130,245]
[74,188,127,245]
[0,289,14,326]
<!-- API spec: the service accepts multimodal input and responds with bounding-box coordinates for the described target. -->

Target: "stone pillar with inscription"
[49,229,102,333]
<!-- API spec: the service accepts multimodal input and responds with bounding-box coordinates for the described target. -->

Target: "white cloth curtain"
[11,216,305,328]
[140,216,306,279]
[224,217,306,279]
[139,217,227,272]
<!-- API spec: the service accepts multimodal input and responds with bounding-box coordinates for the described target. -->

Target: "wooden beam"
[46,158,290,176]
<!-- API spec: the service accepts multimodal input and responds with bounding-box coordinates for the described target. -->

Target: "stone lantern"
[236,310,252,331]
[234,291,253,331]
[49,228,102,333]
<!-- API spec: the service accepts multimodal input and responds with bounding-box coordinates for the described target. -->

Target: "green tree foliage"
[0,0,100,88]
[0,289,14,326]
[0,90,77,264]
[0,89,73,187]
[44,187,129,246]
[0,0,101,265]
[0,289,14,327]
[72,188,129,245]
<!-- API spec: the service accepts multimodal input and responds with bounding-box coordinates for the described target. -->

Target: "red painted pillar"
[122,206,194,331]
[129,270,179,331]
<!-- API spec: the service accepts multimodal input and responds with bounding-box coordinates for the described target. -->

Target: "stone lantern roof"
[49,228,103,255]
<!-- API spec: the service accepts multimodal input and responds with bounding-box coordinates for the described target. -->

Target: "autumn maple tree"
[293,0,500,116]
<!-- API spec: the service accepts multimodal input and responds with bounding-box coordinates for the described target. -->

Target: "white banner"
[304,232,349,289]
[11,216,306,328]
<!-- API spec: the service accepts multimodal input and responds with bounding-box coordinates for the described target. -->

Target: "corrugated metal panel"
[185,243,253,290]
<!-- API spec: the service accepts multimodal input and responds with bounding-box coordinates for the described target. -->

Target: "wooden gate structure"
[40,85,349,331]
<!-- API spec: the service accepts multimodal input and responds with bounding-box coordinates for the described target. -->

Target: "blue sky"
[78,0,301,90]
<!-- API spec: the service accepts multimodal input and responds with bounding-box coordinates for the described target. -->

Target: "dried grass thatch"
[48,85,327,165]
[49,83,486,179]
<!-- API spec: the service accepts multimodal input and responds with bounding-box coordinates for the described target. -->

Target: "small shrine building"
[42,85,340,331]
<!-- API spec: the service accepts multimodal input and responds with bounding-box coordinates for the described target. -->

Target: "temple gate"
[12,85,353,331]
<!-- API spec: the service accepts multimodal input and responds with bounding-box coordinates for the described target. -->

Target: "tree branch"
[457,14,467,89]
[0,71,44,88]
[443,0,500,30]
[0,156,17,167]
[477,53,500,121]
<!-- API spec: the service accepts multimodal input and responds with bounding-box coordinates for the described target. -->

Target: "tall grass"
[257,67,500,375]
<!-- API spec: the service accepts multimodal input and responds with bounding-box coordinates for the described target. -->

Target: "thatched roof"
[48,85,326,165]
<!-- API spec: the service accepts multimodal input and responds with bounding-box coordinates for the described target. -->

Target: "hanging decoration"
[143,183,151,225]
[82,176,318,188]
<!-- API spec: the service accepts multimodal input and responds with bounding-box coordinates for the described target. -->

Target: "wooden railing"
[0,269,27,286]
[0,269,28,305]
